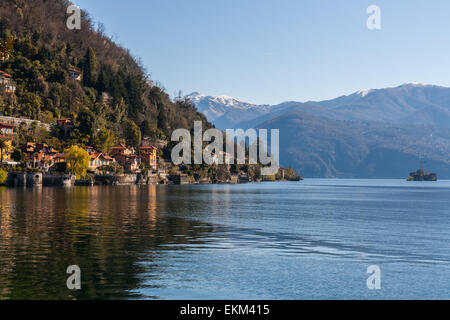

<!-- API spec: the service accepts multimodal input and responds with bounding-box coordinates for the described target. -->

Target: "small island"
[407,168,437,181]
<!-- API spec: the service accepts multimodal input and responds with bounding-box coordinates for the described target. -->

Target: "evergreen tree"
[157,103,169,133]
[96,64,112,93]
[82,47,97,87]
[125,75,143,118]
[123,120,141,148]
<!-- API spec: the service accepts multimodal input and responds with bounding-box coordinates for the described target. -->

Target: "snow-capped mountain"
[185,92,272,129]
[188,84,450,179]
[189,83,450,129]
[313,83,450,125]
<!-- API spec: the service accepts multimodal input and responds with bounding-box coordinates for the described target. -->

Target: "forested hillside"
[0,0,211,151]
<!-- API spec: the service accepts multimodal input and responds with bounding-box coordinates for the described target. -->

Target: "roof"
[90,152,114,161]
[0,70,11,78]
[140,145,157,150]
[54,153,65,159]
[0,123,15,129]
[112,143,127,149]
[0,135,12,140]
[68,67,81,73]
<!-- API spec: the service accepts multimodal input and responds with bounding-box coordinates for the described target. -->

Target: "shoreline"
[2,171,302,188]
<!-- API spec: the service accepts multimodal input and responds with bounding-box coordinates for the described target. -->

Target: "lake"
[0,179,449,299]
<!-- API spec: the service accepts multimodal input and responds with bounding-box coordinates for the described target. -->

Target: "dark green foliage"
[82,47,97,87]
[77,109,96,136]
[123,120,141,148]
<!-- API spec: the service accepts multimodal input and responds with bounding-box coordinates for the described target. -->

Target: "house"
[26,150,55,171]
[0,123,14,136]
[89,153,114,171]
[210,151,233,166]
[111,143,133,156]
[53,153,65,163]
[221,151,234,165]
[22,142,59,171]
[68,67,81,81]
[81,146,115,172]
[115,154,139,173]
[56,118,73,136]
[22,143,56,157]
[0,70,16,93]
[111,144,140,172]
[139,145,158,170]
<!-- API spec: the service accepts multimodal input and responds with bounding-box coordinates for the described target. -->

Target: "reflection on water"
[1,180,450,299]
[0,185,217,299]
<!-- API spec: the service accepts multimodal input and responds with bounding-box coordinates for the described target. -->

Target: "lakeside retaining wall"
[42,174,76,186]
[6,172,43,187]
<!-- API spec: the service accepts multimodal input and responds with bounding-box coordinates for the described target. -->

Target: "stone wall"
[6,172,43,187]
[0,116,51,131]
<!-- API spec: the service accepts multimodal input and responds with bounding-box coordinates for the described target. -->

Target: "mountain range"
[187,84,450,178]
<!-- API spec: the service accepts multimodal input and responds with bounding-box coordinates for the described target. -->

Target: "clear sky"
[73,0,450,105]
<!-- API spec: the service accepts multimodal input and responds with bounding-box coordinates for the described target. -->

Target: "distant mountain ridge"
[187,84,450,178]
[185,92,272,129]
[188,83,450,129]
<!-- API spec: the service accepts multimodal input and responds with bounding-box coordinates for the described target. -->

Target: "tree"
[123,120,141,148]
[157,102,169,133]
[125,75,143,118]
[0,168,7,185]
[11,149,24,162]
[82,47,98,87]
[140,119,151,137]
[65,146,90,178]
[0,138,10,165]
[77,109,96,136]
[0,35,14,61]
[94,129,115,154]
[96,64,112,93]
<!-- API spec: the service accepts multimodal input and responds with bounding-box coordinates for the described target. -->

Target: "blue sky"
[74,0,450,104]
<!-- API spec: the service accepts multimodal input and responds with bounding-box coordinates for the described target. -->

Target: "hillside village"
[0,69,160,180]
[1,111,158,177]
[0,0,301,186]
[0,64,301,186]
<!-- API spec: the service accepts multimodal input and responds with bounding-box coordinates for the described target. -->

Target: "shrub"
[0,168,7,185]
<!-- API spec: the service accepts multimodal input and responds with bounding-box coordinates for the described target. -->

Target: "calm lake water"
[1,179,450,300]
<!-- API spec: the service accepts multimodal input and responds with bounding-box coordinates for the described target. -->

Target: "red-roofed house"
[22,142,60,171]
[111,144,139,172]
[0,70,15,93]
[89,152,114,171]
